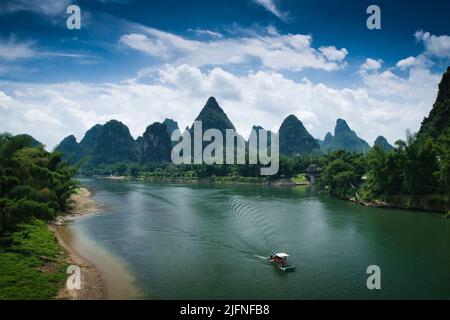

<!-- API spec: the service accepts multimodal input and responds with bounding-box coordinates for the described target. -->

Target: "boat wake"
[254,255,269,260]
[224,197,280,253]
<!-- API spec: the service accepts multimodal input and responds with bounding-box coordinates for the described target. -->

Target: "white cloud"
[266,25,279,36]
[361,67,439,102]
[120,27,348,72]
[359,58,383,74]
[0,38,34,61]
[396,56,416,69]
[0,91,13,110]
[0,37,91,68]
[415,30,450,58]
[358,30,448,106]
[0,0,71,17]
[1,62,440,149]
[188,28,223,38]
[120,33,171,58]
[319,46,348,62]
[25,109,62,126]
[252,0,288,20]
[1,25,447,151]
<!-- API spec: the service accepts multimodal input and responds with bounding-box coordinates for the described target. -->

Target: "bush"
[0,133,77,235]
[8,185,38,201]
[15,199,56,221]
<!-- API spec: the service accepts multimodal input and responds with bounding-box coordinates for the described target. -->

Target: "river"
[63,178,450,299]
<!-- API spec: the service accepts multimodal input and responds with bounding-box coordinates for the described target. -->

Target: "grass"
[211,175,268,184]
[0,219,68,300]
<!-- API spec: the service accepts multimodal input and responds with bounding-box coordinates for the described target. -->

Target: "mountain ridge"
[54,96,401,167]
[279,114,320,157]
[322,119,370,153]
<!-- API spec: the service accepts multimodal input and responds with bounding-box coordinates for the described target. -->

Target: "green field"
[0,219,68,300]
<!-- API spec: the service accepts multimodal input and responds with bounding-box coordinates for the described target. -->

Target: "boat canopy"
[274,253,289,258]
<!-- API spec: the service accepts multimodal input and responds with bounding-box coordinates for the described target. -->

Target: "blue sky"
[0,0,449,148]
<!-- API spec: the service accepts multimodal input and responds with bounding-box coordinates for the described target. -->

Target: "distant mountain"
[135,136,143,159]
[90,120,138,165]
[251,125,265,134]
[323,132,333,145]
[191,97,235,133]
[318,132,333,148]
[279,115,320,157]
[374,136,394,152]
[55,135,84,164]
[162,118,180,137]
[322,119,370,153]
[189,97,240,159]
[57,122,140,166]
[53,91,409,169]
[140,122,172,163]
[136,136,143,146]
[250,125,272,143]
[248,125,272,155]
[418,66,450,140]
[79,124,103,154]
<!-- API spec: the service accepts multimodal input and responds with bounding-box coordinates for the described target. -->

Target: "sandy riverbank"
[49,187,104,299]
[50,225,104,299]
[51,187,139,300]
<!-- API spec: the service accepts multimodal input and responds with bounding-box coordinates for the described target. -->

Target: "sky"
[0,0,449,149]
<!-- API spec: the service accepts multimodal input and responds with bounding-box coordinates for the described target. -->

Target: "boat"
[268,253,296,272]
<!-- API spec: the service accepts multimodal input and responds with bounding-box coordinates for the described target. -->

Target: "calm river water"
[64,178,450,299]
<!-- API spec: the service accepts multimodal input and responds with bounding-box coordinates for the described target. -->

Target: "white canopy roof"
[274,253,289,258]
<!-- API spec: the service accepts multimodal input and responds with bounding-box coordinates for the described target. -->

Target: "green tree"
[0,133,77,235]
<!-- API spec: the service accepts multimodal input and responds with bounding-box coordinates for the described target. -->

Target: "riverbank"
[94,174,310,186]
[50,225,103,299]
[348,193,450,215]
[52,188,101,225]
[54,187,140,300]
[0,188,105,300]
[51,187,104,299]
[138,175,269,185]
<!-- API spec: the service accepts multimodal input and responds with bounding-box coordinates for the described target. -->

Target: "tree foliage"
[0,133,77,235]
[317,131,449,211]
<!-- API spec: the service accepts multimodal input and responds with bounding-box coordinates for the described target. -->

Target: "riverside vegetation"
[316,67,450,213]
[0,133,78,299]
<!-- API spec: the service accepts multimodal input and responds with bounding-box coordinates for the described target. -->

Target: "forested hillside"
[0,133,77,235]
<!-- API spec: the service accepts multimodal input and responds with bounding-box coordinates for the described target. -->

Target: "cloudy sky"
[0,0,449,149]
